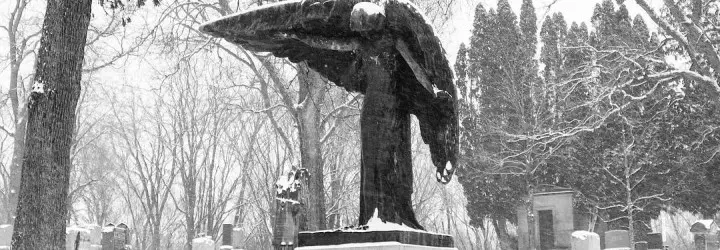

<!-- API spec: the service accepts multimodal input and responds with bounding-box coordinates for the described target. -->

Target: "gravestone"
[101,223,132,250]
[221,223,233,247]
[646,232,663,250]
[0,224,12,249]
[570,231,600,250]
[605,230,631,250]
[114,223,128,250]
[634,241,648,250]
[200,0,459,248]
[232,227,244,249]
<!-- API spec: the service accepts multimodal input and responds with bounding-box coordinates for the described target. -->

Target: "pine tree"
[541,16,561,83]
[519,0,537,57]
[552,12,567,44]
[631,14,650,48]
[455,43,469,98]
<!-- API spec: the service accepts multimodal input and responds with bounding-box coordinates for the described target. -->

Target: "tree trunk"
[11,0,92,249]
[153,219,161,250]
[527,179,537,250]
[494,217,512,250]
[357,46,422,230]
[327,161,342,229]
[6,0,29,223]
[7,107,26,224]
[297,62,327,231]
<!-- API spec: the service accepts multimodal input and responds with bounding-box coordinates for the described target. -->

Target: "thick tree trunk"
[357,47,422,230]
[11,0,92,249]
[297,62,327,231]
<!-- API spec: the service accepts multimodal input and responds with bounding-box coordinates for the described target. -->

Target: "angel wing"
[200,0,458,182]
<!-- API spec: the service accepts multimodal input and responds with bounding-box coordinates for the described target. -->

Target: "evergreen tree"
[519,0,537,56]
[552,12,567,44]
[631,14,650,48]
[540,16,561,83]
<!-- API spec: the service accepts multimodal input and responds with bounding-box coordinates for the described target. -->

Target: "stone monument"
[200,0,458,248]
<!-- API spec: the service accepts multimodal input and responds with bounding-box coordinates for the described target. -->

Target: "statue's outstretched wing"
[200,0,368,92]
[200,0,458,183]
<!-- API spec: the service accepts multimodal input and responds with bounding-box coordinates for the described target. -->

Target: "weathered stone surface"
[232,228,244,248]
[634,241,648,250]
[570,231,600,250]
[221,224,233,246]
[297,242,457,249]
[298,230,453,247]
[646,232,662,249]
[605,230,630,249]
[0,224,12,248]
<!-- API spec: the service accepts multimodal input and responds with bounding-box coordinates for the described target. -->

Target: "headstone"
[232,227,244,249]
[113,226,126,250]
[604,230,631,249]
[570,231,600,250]
[221,224,233,247]
[646,233,662,249]
[191,236,214,250]
[101,223,133,250]
[117,223,130,243]
[635,241,648,250]
[0,224,12,248]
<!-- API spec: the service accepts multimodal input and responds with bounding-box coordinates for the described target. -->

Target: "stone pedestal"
[297,242,456,250]
[298,230,454,249]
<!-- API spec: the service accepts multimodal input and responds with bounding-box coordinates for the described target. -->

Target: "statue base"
[297,230,455,249]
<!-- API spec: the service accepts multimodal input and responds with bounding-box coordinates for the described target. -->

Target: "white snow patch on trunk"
[364,208,424,232]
